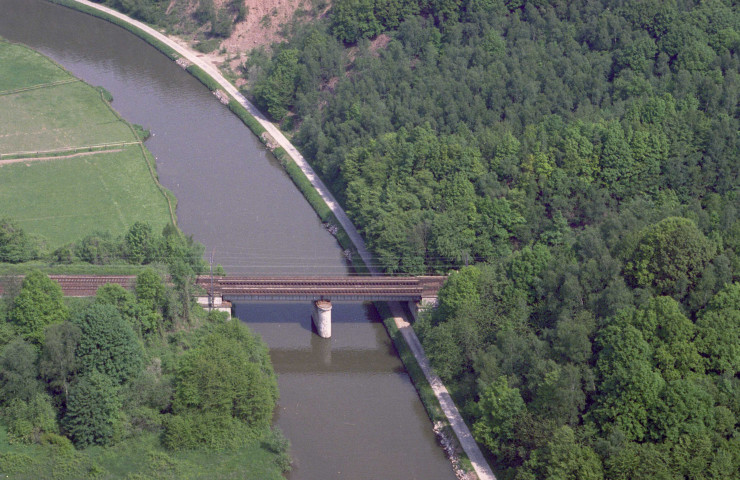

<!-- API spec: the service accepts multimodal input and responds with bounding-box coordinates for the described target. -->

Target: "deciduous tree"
[165,322,278,450]
[39,322,81,403]
[695,282,740,375]
[0,338,43,405]
[9,270,68,344]
[0,217,39,263]
[624,217,716,298]
[472,376,525,461]
[72,303,143,384]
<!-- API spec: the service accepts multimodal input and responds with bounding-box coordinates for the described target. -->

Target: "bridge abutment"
[195,294,232,319]
[312,300,332,338]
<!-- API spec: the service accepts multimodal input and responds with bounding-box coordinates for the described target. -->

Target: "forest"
[0,222,289,478]
[19,0,740,478]
[246,0,740,478]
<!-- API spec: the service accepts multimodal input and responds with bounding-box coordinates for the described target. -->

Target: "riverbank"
[44,2,494,478]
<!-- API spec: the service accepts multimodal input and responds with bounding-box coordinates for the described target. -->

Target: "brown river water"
[0,1,456,478]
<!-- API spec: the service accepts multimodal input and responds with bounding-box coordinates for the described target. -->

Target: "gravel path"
[69,2,497,478]
[388,302,497,480]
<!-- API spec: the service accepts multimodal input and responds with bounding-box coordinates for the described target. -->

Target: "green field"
[0,41,172,247]
[0,42,70,92]
[0,81,135,154]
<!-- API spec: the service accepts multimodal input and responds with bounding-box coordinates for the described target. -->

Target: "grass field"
[0,145,171,245]
[0,41,173,248]
[0,42,70,92]
[0,81,135,154]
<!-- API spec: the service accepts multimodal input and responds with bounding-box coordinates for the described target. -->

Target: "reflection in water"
[236,302,454,480]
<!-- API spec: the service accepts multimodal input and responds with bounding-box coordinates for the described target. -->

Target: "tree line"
[1,217,210,275]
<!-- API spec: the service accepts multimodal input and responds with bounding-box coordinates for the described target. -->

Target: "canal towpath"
[66,2,497,478]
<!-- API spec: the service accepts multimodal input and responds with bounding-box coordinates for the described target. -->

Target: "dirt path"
[67,3,497,479]
[0,147,124,165]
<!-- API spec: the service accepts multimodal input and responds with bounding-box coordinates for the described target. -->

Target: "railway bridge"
[196,276,444,337]
[1,275,445,338]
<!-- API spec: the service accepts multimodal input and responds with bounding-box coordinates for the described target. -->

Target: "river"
[0,1,456,478]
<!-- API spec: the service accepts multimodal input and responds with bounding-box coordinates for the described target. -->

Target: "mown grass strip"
[1,146,171,246]
[185,64,222,92]
[0,262,161,276]
[377,305,446,423]
[0,40,173,247]
[0,40,70,90]
[0,80,134,153]
[377,304,477,476]
[98,86,179,228]
[228,99,267,137]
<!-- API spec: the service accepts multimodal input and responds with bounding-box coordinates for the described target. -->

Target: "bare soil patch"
[369,33,391,56]
[222,0,304,54]
[167,0,331,79]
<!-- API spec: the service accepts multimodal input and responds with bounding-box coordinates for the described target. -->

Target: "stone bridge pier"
[312,300,332,338]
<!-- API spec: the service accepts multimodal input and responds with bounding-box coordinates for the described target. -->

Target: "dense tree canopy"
[164,321,278,450]
[248,0,738,281]
[0,269,282,466]
[4,0,739,477]
[9,270,69,344]
[244,1,740,475]
[71,303,144,385]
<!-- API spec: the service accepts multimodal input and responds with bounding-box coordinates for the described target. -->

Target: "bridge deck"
[0,275,445,301]
[198,276,444,301]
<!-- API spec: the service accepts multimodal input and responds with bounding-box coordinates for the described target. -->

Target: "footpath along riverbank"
[50,2,496,478]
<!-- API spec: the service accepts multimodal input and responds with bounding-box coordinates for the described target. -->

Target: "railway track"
[0,275,445,299]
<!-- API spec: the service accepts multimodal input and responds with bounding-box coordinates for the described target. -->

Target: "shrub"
[3,393,59,444]
[165,322,278,450]
[63,370,121,448]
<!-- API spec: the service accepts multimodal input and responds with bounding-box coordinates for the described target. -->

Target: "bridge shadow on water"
[233,302,406,375]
